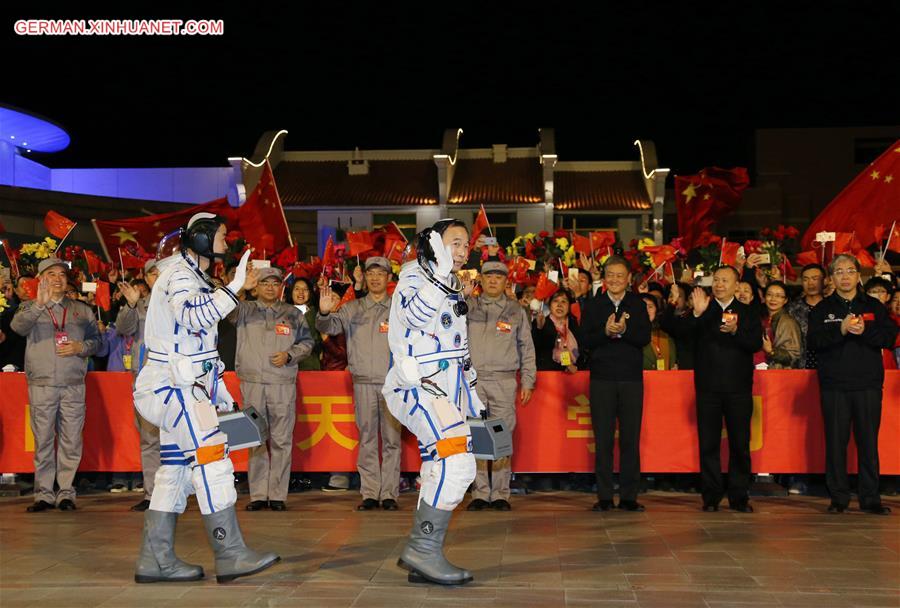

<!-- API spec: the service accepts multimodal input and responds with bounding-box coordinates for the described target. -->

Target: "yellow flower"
[390,261,401,276]
[0,293,7,313]
[524,232,536,241]
[555,237,569,250]
[563,247,576,267]
[21,243,38,255]
[599,254,610,265]
[36,244,52,259]
[44,237,58,249]
[637,237,655,250]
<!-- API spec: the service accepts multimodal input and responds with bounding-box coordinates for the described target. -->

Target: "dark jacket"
[531,315,587,372]
[807,292,898,391]
[680,297,762,393]
[660,306,697,370]
[580,291,651,382]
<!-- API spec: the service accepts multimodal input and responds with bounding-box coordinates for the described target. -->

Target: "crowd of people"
[1,227,898,520]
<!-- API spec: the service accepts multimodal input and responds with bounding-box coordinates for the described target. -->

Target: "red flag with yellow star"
[91,198,235,262]
[237,160,292,253]
[675,167,749,251]
[801,139,900,249]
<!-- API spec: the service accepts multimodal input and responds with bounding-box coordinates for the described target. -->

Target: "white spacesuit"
[382,220,484,585]
[133,213,279,584]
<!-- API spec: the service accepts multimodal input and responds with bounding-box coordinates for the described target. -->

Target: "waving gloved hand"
[227,249,254,294]
[428,230,454,281]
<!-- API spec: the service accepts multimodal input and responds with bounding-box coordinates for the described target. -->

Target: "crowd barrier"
[1,371,897,473]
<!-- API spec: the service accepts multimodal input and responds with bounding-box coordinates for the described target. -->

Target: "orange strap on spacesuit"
[195,444,227,465]
[435,436,469,459]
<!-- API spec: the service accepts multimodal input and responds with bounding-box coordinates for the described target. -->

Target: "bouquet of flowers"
[18,237,58,275]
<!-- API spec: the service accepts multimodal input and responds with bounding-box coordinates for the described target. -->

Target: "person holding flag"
[132,212,280,584]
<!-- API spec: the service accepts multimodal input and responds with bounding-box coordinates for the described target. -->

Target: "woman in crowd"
[532,289,584,372]
[760,281,801,369]
[640,293,677,371]
[286,277,323,370]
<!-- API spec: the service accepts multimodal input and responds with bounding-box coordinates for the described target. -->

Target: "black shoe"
[592,500,614,512]
[26,500,55,513]
[827,503,846,514]
[381,499,398,511]
[58,499,77,511]
[357,498,379,511]
[245,500,269,511]
[131,499,151,512]
[730,501,753,513]
[491,499,511,511]
[269,501,286,511]
[466,499,490,511]
[618,500,645,512]
[862,504,891,516]
[702,502,719,512]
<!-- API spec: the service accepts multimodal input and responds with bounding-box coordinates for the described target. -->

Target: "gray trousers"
[472,376,518,502]
[354,382,402,501]
[134,409,159,498]
[241,381,297,502]
[28,384,86,504]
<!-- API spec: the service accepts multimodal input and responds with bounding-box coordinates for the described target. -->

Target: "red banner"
[0,371,897,474]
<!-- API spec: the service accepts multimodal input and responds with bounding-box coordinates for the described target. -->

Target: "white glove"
[227,249,252,293]
[428,230,454,280]
[395,356,422,388]
[213,360,236,412]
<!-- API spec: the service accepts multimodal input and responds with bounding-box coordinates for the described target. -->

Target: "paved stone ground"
[1,491,898,607]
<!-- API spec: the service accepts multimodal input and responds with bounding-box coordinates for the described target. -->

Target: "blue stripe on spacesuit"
[412,294,437,312]
[442,420,465,433]
[160,443,179,450]
[432,460,446,507]
[202,429,221,441]
[453,366,461,407]
[199,464,215,513]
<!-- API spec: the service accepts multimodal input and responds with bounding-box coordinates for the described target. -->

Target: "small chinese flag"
[335,285,356,311]
[95,281,111,311]
[20,277,39,300]
[533,272,559,301]
[469,205,491,248]
[44,211,76,239]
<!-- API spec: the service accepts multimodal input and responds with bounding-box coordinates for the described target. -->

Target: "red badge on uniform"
[275,323,291,336]
[496,321,511,333]
[379,321,389,333]
[862,313,875,322]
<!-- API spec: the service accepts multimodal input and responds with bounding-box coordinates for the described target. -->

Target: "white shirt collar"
[717,297,735,310]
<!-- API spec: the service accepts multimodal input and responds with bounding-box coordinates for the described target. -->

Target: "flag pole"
[54,222,77,256]
[718,237,726,266]
[90,219,113,263]
[881,220,896,261]
[118,248,125,276]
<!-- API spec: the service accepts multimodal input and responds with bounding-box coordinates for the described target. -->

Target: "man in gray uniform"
[465,261,536,511]
[116,258,162,511]
[231,267,313,511]
[11,257,101,512]
[316,256,401,511]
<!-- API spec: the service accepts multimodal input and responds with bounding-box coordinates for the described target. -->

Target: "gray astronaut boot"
[134,510,205,583]
[397,502,473,585]
[202,505,280,583]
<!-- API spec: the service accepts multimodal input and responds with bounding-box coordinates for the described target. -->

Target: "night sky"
[5,4,898,175]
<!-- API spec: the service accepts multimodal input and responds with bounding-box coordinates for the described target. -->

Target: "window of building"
[373,213,417,241]
[475,211,517,248]
[554,214,618,232]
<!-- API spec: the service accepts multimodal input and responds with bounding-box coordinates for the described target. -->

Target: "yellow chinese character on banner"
[565,394,598,453]
[297,396,358,450]
[25,403,34,452]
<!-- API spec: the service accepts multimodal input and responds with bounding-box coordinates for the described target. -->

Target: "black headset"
[181,215,226,261]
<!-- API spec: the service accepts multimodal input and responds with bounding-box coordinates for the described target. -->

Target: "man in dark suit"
[580,255,651,512]
[682,266,762,513]
[808,254,898,515]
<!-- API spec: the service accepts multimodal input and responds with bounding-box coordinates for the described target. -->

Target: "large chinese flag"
[675,167,749,251]
[44,211,76,239]
[802,140,900,249]
[92,198,234,262]
[237,160,292,252]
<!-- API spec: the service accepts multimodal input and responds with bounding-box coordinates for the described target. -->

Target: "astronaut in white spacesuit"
[133,212,280,584]
[382,219,485,585]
